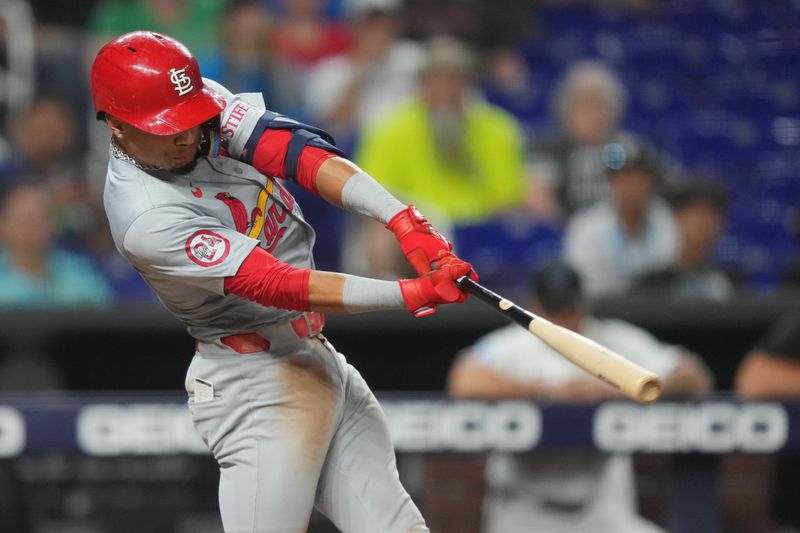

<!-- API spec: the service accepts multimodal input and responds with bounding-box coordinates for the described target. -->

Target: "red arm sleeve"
[224,247,312,312]
[250,129,337,195]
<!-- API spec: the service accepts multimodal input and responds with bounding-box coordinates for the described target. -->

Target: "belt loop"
[302,314,313,336]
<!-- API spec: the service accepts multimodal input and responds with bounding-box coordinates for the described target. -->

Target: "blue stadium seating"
[477,0,800,291]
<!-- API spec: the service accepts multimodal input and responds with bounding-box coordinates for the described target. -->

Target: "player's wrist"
[385,206,416,238]
[341,274,405,313]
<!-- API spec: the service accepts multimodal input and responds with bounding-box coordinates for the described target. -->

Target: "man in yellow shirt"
[348,36,526,276]
[356,36,525,222]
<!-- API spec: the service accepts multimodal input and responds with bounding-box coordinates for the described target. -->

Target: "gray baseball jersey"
[104,80,315,342]
[102,81,428,532]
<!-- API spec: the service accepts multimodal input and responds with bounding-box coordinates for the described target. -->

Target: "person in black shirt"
[637,179,741,300]
[735,311,800,531]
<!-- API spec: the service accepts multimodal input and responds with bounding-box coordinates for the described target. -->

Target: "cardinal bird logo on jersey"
[215,192,249,234]
[215,190,268,237]
[185,230,230,267]
[215,181,295,252]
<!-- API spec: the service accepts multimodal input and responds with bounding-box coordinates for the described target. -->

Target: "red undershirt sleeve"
[250,129,337,196]
[223,247,312,312]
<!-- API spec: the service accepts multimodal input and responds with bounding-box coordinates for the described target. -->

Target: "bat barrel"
[459,277,662,404]
[528,316,663,404]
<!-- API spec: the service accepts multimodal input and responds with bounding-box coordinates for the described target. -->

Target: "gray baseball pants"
[185,321,429,533]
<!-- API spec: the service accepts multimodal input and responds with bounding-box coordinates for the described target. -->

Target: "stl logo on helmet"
[185,230,230,267]
[169,67,193,96]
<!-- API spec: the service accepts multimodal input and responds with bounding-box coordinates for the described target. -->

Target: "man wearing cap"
[564,135,680,298]
[736,311,800,532]
[355,35,524,224]
[448,260,712,533]
[90,30,479,532]
[345,35,525,277]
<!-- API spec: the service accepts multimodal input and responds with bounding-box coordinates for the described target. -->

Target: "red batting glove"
[399,252,478,317]
[386,205,452,275]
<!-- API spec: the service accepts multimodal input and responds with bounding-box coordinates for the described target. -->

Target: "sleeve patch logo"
[185,230,230,267]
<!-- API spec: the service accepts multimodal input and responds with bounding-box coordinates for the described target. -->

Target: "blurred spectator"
[528,60,628,220]
[0,461,32,533]
[0,182,112,308]
[481,46,541,138]
[348,36,525,277]
[637,179,740,300]
[403,0,481,42]
[88,0,226,62]
[564,136,679,298]
[357,35,525,222]
[0,137,16,183]
[7,94,108,251]
[448,260,712,533]
[735,311,800,533]
[305,0,424,150]
[269,0,353,117]
[271,0,351,65]
[9,95,83,183]
[781,203,800,288]
[199,0,275,96]
[33,25,89,128]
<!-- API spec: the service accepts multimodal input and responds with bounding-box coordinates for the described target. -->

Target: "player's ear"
[105,114,125,138]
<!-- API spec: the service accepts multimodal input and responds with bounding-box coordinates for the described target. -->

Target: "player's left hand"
[386,205,452,275]
[399,251,478,317]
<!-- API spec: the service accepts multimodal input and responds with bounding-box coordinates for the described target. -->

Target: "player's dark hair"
[528,259,584,312]
[0,178,45,213]
[666,179,730,214]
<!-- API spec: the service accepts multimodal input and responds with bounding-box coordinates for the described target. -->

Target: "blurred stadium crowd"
[1,2,800,532]
[0,0,798,309]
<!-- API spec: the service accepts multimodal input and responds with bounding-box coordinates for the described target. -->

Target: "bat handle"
[457,276,537,326]
[457,276,494,299]
[455,275,475,290]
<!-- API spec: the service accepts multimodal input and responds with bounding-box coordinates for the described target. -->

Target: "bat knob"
[638,378,662,404]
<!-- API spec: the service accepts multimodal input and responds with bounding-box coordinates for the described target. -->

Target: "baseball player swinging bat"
[457,277,662,404]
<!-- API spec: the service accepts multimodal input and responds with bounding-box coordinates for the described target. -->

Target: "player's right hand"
[398,251,477,317]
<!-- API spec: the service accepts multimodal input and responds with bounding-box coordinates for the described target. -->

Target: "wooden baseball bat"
[457,277,662,404]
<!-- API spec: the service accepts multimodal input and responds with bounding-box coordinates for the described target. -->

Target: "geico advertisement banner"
[383,400,790,453]
[593,402,788,453]
[77,404,207,456]
[0,398,795,456]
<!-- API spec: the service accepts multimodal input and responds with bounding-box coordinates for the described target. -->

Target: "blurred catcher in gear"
[91,30,477,533]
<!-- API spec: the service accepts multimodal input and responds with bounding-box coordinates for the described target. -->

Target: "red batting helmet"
[90,31,225,135]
